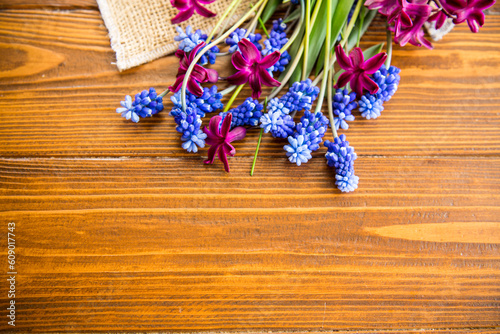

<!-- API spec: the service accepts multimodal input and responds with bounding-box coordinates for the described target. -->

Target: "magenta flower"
[169,42,218,97]
[171,0,216,24]
[393,14,433,48]
[334,46,387,97]
[203,113,246,172]
[445,0,496,32]
[226,39,281,99]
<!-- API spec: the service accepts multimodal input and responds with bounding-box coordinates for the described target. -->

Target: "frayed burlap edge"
[97,0,250,71]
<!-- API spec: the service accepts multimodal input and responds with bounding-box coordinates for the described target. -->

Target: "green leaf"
[315,0,355,75]
[283,7,301,23]
[346,9,377,50]
[333,43,385,82]
[261,0,282,23]
[289,0,330,81]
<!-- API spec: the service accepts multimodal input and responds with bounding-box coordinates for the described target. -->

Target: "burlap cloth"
[97,0,249,71]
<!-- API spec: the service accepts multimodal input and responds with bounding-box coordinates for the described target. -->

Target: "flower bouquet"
[116,0,495,192]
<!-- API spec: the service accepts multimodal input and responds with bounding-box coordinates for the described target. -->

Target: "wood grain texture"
[0,1,499,332]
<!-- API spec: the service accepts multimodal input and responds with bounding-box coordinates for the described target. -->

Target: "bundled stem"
[314,0,332,114]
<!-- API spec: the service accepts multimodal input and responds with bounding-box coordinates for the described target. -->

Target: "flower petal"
[361,73,380,94]
[258,67,280,87]
[334,71,353,89]
[218,148,230,172]
[204,144,219,164]
[260,51,281,68]
[209,115,222,137]
[205,68,219,82]
[187,78,204,96]
[226,70,251,85]
[349,47,365,66]
[226,126,247,143]
[231,51,251,71]
[194,4,217,18]
[171,7,195,24]
[220,113,232,136]
[189,41,206,63]
[238,38,261,62]
[191,65,208,82]
[248,73,262,99]
[335,45,352,70]
[363,52,387,74]
[168,75,184,93]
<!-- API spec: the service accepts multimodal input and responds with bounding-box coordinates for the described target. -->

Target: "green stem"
[220,85,237,96]
[251,3,270,37]
[206,0,241,43]
[327,69,338,139]
[223,84,245,112]
[246,0,269,35]
[385,23,392,68]
[279,0,305,52]
[180,0,267,111]
[356,5,365,48]
[344,0,363,52]
[216,0,244,39]
[250,98,267,176]
[302,0,310,81]
[314,0,332,115]
[159,89,170,98]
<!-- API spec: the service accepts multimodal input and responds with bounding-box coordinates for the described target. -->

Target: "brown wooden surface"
[0,0,499,332]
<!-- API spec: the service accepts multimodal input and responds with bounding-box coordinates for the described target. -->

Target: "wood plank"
[0,10,499,157]
[0,0,97,10]
[0,157,498,331]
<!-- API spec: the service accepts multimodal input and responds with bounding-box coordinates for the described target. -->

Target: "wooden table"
[0,1,499,332]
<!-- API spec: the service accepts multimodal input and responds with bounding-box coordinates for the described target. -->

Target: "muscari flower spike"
[359,93,384,120]
[262,19,291,73]
[334,45,387,97]
[203,113,247,172]
[170,106,207,153]
[372,64,401,102]
[227,39,281,99]
[291,109,329,152]
[170,0,216,24]
[332,89,357,130]
[280,79,320,113]
[284,135,312,166]
[225,28,263,53]
[219,97,264,128]
[116,88,164,123]
[324,134,359,193]
[175,26,219,65]
[171,85,224,118]
[259,98,295,138]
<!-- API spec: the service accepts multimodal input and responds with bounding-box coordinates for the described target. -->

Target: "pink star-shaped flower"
[203,113,246,172]
[171,0,217,24]
[334,45,387,97]
[446,0,496,32]
[226,39,281,99]
[169,42,218,97]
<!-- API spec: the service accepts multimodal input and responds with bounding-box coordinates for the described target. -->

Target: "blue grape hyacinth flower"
[175,25,219,65]
[259,98,294,138]
[262,19,291,73]
[359,93,384,120]
[372,64,401,102]
[225,28,263,53]
[324,134,359,192]
[116,88,164,123]
[280,79,320,113]
[332,89,357,130]
[220,97,264,128]
[171,85,223,118]
[284,135,312,166]
[170,106,207,153]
